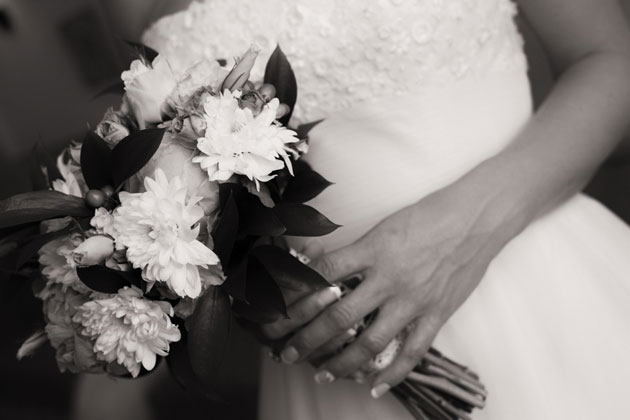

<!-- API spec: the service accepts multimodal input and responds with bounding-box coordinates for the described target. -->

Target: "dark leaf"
[125,40,159,64]
[282,163,333,203]
[111,128,165,187]
[0,191,91,229]
[239,192,285,236]
[76,265,139,294]
[220,256,248,302]
[167,330,224,402]
[211,191,239,266]
[251,245,330,293]
[273,203,339,237]
[29,142,62,190]
[232,258,287,323]
[81,131,114,189]
[187,286,232,389]
[92,81,125,99]
[296,119,323,139]
[15,226,73,269]
[264,45,297,126]
[241,179,275,208]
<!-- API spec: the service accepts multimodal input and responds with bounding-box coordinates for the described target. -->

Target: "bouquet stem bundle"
[392,348,486,420]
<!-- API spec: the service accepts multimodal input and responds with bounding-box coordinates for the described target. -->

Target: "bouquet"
[0,42,486,419]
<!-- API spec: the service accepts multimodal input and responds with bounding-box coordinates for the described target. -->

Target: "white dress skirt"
[258,68,630,420]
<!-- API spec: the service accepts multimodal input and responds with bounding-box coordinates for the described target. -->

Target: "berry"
[101,185,115,199]
[85,189,105,208]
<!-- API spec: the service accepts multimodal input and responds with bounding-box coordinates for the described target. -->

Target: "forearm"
[451,51,630,247]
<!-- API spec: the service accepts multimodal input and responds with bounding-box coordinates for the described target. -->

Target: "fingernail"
[267,351,281,363]
[371,383,390,399]
[352,371,366,384]
[314,370,335,384]
[280,346,299,364]
[318,286,342,306]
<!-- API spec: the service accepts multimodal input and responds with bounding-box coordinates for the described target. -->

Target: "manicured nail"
[352,371,366,384]
[314,370,335,384]
[280,346,299,364]
[371,383,390,399]
[318,286,342,307]
[267,350,281,363]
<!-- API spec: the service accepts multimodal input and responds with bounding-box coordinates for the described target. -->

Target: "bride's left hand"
[261,178,524,397]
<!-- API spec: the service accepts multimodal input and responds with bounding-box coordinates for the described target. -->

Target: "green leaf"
[251,245,330,293]
[239,192,285,236]
[187,286,232,388]
[0,191,92,229]
[125,40,159,64]
[92,81,125,99]
[111,128,165,187]
[273,203,340,237]
[29,142,62,190]
[282,162,333,203]
[264,45,297,126]
[211,191,239,267]
[76,265,139,294]
[221,256,248,302]
[232,258,288,323]
[15,226,73,269]
[296,119,323,139]
[80,131,114,189]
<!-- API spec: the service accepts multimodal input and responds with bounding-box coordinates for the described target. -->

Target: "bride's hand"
[261,176,525,397]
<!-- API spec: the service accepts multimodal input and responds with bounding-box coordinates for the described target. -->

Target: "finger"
[370,314,441,399]
[308,327,358,363]
[314,303,414,384]
[279,277,384,364]
[261,286,342,340]
[309,244,369,284]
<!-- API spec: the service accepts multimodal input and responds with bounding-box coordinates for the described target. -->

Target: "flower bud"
[189,113,207,137]
[72,235,115,266]
[238,91,265,116]
[258,84,276,102]
[276,103,290,119]
[220,45,261,92]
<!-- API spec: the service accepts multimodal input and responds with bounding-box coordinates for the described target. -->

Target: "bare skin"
[260,0,630,398]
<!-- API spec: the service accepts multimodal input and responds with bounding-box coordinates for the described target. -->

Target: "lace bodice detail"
[143,0,527,124]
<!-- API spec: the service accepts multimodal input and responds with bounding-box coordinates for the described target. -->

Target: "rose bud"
[220,44,261,92]
[276,103,291,119]
[242,81,256,93]
[258,84,276,102]
[239,91,265,116]
[189,113,207,137]
[72,235,115,266]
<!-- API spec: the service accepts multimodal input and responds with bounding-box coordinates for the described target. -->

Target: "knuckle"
[361,333,390,355]
[315,255,338,279]
[260,322,284,340]
[326,303,356,330]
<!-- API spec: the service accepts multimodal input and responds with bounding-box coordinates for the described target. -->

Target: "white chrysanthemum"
[73,286,181,377]
[39,233,91,294]
[193,91,299,189]
[91,207,115,236]
[112,169,220,298]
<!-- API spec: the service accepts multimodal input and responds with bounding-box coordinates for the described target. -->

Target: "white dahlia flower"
[73,286,181,377]
[112,169,220,298]
[193,91,298,189]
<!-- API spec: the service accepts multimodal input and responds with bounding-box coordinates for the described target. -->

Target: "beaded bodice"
[143,0,527,124]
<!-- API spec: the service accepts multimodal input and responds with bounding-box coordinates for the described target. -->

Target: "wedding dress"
[143,1,630,419]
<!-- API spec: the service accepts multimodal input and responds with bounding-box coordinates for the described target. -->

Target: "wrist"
[447,155,537,252]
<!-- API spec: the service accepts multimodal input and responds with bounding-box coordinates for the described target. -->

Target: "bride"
[96,0,630,418]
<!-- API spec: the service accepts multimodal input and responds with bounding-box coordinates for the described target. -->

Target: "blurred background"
[0,1,628,419]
